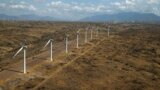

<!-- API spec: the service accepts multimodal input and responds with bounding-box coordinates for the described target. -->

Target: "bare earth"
[0,22,160,90]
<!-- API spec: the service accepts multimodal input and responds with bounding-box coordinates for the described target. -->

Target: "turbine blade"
[44,40,50,48]
[13,47,23,58]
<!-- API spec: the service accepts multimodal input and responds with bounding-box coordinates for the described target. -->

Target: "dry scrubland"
[0,21,160,90]
[0,21,91,67]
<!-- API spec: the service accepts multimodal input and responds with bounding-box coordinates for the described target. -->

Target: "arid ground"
[0,21,160,90]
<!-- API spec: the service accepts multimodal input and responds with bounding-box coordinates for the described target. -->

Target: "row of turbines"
[12,25,111,74]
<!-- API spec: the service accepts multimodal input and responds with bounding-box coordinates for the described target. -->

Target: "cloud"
[34,0,46,3]
[109,0,160,15]
[46,1,114,20]
[0,0,160,20]
[147,0,159,4]
[45,0,160,19]
[125,0,135,6]
[9,4,36,11]
[47,1,109,13]
[0,3,6,8]
[0,1,37,11]
[111,2,126,10]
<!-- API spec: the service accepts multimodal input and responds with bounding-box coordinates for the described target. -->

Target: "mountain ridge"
[0,12,160,22]
[0,14,58,21]
[80,12,160,22]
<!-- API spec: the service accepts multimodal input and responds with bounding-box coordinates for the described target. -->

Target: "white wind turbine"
[85,27,88,43]
[96,27,99,37]
[76,29,81,48]
[108,26,110,37]
[90,27,93,40]
[65,34,69,54]
[13,43,27,74]
[44,39,54,61]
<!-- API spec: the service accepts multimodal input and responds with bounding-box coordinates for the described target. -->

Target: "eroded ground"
[35,30,160,90]
[0,22,160,90]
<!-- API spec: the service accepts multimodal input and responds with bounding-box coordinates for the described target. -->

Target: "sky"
[0,0,160,20]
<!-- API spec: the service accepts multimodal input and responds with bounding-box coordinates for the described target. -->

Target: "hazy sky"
[0,0,160,20]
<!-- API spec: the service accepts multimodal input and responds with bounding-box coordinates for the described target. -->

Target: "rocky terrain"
[0,21,160,90]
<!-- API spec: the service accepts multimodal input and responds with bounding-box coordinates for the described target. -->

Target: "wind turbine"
[65,34,69,54]
[108,26,110,37]
[90,27,93,40]
[43,39,54,61]
[96,27,99,37]
[13,43,27,74]
[76,29,81,48]
[85,27,88,43]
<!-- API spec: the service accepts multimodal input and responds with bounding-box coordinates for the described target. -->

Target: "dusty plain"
[0,21,160,90]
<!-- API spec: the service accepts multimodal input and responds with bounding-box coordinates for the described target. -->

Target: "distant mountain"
[0,14,18,20]
[80,12,160,22]
[0,14,58,21]
[1,12,160,22]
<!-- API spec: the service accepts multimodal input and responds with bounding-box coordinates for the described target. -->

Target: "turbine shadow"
[0,67,23,73]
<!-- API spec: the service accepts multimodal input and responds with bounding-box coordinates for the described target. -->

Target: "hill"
[81,12,160,22]
[0,14,58,21]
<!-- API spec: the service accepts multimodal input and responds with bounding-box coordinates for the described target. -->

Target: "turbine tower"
[65,34,69,54]
[108,26,110,37]
[77,29,81,48]
[85,27,88,43]
[90,28,93,40]
[13,44,27,74]
[96,27,99,37]
[44,39,53,61]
